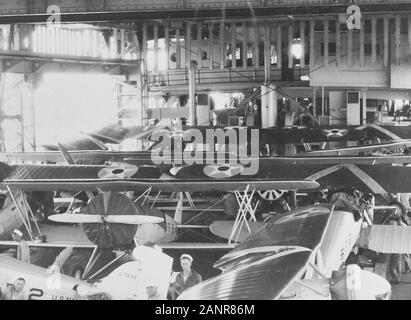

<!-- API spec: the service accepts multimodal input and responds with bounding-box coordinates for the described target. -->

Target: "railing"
[148,66,309,87]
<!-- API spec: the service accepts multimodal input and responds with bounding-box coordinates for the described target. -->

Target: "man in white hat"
[169,254,202,299]
[12,229,30,264]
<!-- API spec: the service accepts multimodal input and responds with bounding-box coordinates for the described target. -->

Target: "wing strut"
[229,184,260,244]
[86,251,128,281]
[82,246,100,280]
[134,187,152,205]
[150,190,162,209]
[6,186,34,241]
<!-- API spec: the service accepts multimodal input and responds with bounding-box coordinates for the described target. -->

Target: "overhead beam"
[2,3,411,23]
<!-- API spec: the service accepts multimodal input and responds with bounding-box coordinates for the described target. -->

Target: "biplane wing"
[2,162,319,192]
[0,151,156,165]
[149,125,366,144]
[358,124,411,141]
[178,205,333,300]
[43,124,159,151]
[174,161,411,195]
[262,155,411,165]
[3,160,411,195]
[304,140,411,157]
[0,151,239,166]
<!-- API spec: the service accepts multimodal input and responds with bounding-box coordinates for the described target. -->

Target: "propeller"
[48,191,162,249]
[48,214,163,225]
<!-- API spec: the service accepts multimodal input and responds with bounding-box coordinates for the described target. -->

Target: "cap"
[13,229,23,237]
[180,254,193,263]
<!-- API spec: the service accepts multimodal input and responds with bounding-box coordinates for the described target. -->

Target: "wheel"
[258,190,285,201]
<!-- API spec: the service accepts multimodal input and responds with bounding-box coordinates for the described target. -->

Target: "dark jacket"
[170,270,202,299]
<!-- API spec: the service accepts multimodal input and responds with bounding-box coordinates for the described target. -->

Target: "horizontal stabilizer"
[360,225,411,253]
[48,214,163,225]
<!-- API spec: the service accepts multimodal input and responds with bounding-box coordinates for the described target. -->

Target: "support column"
[197,22,202,69]
[359,19,365,66]
[153,23,159,74]
[243,22,248,69]
[288,24,294,69]
[348,28,353,67]
[220,21,225,69]
[409,15,411,63]
[209,23,214,69]
[176,27,181,69]
[371,17,377,65]
[254,24,259,67]
[361,89,367,125]
[189,61,197,126]
[276,25,282,68]
[395,15,401,65]
[261,84,277,128]
[312,87,317,117]
[164,24,170,71]
[309,20,315,68]
[268,85,278,127]
[323,20,329,66]
[264,24,271,83]
[383,17,389,67]
[321,86,325,116]
[186,22,192,68]
[336,20,341,66]
[141,22,148,125]
[120,29,125,58]
[300,21,305,68]
[112,28,118,58]
[142,23,148,71]
[231,22,237,69]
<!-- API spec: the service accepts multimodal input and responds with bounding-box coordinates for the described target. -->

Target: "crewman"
[1,278,26,300]
[168,254,202,300]
[386,217,402,284]
[12,229,30,264]
[146,284,161,300]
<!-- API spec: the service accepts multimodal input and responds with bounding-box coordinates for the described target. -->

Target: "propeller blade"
[48,214,163,225]
[105,215,163,225]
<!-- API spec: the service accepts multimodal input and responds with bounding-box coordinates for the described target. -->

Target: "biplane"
[178,200,411,300]
[0,245,173,300]
[0,156,320,282]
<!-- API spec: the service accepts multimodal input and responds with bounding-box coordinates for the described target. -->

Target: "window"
[320,42,336,56]
[364,43,381,56]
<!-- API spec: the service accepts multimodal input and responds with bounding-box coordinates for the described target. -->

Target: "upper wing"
[2,163,319,192]
[303,140,411,157]
[43,124,157,151]
[0,151,155,165]
[178,205,333,300]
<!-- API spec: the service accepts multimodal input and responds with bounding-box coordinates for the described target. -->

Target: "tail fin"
[174,199,183,224]
[95,246,173,299]
[57,143,75,164]
[164,214,178,239]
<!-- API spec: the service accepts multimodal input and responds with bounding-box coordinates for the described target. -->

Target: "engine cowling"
[329,264,391,300]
